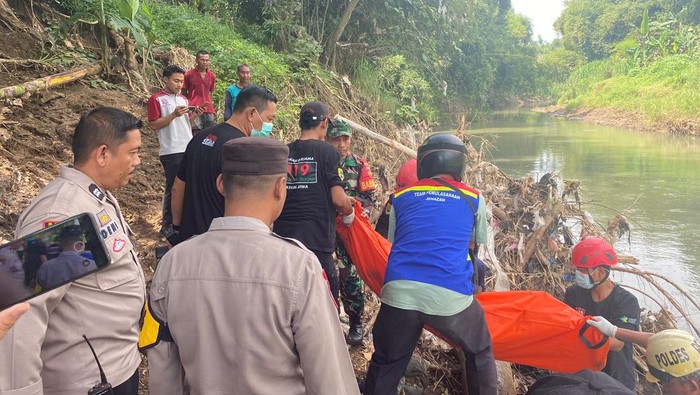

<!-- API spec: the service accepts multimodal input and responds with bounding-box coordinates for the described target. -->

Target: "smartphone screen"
[187,106,197,112]
[0,213,111,310]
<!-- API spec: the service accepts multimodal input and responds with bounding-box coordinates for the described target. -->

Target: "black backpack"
[526,370,635,395]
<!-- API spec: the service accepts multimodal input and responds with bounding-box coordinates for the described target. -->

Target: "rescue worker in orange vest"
[327,120,376,345]
[564,237,641,390]
[364,134,497,395]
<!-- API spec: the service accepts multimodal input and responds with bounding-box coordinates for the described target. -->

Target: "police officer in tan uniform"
[0,107,146,395]
[144,137,359,395]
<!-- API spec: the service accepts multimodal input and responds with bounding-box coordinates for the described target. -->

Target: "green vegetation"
[38,0,700,131]
[560,55,700,123]
[51,0,557,128]
[553,0,700,128]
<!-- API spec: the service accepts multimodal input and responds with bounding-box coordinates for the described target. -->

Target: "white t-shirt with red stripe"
[147,90,192,156]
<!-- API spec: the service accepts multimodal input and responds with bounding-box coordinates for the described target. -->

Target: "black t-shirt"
[564,284,640,390]
[177,123,245,241]
[273,139,344,252]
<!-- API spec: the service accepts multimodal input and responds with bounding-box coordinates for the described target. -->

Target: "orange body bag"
[336,203,610,373]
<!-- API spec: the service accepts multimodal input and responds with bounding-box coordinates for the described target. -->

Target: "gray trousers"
[365,300,498,395]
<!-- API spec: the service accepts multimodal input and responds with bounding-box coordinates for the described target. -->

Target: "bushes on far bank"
[557,54,700,124]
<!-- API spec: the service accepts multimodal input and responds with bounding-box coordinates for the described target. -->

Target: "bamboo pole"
[334,115,417,158]
[0,63,102,99]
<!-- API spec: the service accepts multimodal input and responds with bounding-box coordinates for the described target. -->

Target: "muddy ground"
[534,105,700,136]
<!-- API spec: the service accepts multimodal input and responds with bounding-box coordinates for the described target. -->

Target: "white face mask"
[575,266,604,290]
[575,270,595,289]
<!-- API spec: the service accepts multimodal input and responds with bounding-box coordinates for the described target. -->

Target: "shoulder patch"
[42,220,58,228]
[88,184,105,201]
[96,209,112,226]
[618,316,638,325]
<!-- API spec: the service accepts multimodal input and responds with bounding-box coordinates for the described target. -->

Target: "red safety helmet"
[396,159,418,189]
[571,237,618,269]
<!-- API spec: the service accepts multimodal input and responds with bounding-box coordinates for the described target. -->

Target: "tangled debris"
[344,118,700,394]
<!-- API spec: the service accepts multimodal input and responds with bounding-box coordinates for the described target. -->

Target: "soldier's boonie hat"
[646,329,700,382]
[327,120,352,139]
[222,137,289,175]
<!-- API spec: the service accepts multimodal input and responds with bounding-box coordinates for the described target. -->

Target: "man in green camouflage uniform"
[327,120,376,346]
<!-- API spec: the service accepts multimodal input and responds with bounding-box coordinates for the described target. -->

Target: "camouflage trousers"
[336,242,365,325]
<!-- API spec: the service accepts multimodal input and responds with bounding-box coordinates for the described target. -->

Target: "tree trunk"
[320,0,360,67]
[0,63,102,99]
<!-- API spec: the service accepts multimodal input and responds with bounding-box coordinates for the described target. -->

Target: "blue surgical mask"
[252,109,274,138]
[575,270,595,289]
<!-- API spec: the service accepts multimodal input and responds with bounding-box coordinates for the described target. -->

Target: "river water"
[468,110,700,330]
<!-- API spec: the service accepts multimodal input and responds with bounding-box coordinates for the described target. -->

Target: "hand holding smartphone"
[0,213,111,311]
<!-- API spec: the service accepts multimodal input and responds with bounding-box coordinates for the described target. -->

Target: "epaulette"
[271,232,313,253]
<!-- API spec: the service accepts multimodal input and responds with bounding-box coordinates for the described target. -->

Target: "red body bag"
[336,203,610,373]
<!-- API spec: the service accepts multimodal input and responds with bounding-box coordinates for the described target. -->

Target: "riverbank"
[533,105,700,136]
[546,54,700,136]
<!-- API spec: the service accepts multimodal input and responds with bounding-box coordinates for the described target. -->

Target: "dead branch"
[335,115,417,158]
[519,202,563,270]
[613,266,700,336]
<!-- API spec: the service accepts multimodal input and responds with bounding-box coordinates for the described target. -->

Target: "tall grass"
[558,54,700,123]
[353,60,399,119]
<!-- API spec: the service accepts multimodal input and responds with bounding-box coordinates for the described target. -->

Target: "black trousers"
[364,301,498,395]
[311,249,339,305]
[112,369,139,395]
[159,153,184,229]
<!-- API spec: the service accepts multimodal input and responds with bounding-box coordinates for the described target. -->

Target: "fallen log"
[0,63,102,99]
[334,114,417,158]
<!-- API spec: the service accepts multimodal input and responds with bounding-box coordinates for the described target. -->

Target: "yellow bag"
[138,301,172,351]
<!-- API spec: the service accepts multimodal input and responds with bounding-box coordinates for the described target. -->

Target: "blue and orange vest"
[386,178,480,296]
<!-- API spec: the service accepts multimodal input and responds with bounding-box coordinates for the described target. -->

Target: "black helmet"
[417,133,467,181]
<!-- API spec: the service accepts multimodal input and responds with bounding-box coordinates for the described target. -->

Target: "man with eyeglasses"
[564,237,641,391]
[0,107,146,394]
[274,102,355,304]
